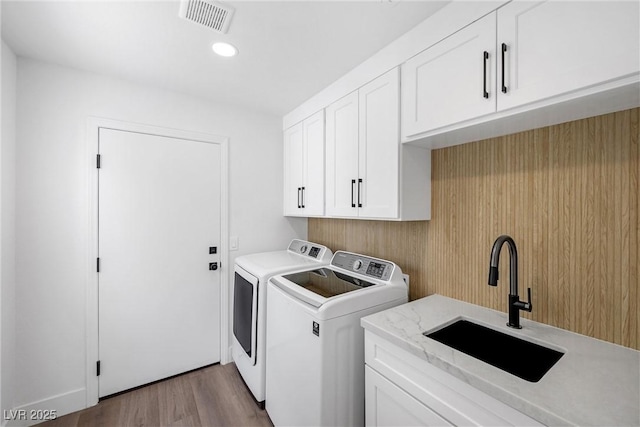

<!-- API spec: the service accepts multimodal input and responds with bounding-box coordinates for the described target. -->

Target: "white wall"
[1,39,18,424]
[13,57,306,415]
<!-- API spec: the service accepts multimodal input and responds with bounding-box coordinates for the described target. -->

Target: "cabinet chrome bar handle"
[297,187,301,209]
[483,51,489,99]
[351,179,356,208]
[501,43,508,94]
[301,187,305,208]
[358,178,363,208]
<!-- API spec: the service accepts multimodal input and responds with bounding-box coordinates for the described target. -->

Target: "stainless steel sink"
[424,319,564,382]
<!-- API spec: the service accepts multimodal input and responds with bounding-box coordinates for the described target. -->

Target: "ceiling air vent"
[179,0,235,34]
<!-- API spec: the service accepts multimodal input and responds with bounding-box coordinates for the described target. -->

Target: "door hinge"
[96,360,101,376]
[96,154,101,169]
[97,257,100,273]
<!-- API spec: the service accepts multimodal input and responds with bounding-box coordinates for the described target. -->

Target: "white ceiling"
[1,0,448,116]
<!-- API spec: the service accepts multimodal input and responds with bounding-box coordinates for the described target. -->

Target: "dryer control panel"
[331,251,394,281]
[288,239,328,260]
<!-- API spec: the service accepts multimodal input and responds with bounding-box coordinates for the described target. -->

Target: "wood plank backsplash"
[309,107,639,349]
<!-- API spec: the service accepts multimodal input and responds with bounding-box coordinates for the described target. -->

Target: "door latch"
[209,262,218,271]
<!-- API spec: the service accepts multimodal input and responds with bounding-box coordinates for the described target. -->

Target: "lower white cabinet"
[364,331,544,426]
[366,367,452,426]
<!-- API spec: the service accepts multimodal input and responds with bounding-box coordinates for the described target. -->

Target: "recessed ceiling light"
[212,42,238,57]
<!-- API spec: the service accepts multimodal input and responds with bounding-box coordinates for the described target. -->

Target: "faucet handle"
[524,287,533,312]
[514,288,533,312]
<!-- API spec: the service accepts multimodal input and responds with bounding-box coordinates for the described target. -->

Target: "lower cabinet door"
[365,366,453,427]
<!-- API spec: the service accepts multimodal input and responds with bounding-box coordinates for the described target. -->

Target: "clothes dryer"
[232,239,332,406]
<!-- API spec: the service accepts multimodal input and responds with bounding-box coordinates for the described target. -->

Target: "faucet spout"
[488,235,519,296]
[487,235,532,329]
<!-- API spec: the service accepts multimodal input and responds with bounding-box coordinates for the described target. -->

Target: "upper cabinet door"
[302,110,325,216]
[401,12,497,140]
[497,0,640,111]
[359,68,400,219]
[283,122,304,216]
[326,91,359,218]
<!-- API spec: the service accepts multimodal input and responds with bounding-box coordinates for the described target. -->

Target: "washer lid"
[280,268,377,300]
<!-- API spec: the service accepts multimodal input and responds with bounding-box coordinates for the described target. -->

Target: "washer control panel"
[331,251,394,281]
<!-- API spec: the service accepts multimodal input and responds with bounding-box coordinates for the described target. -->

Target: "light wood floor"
[40,363,273,427]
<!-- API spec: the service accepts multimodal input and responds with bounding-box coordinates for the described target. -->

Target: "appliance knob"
[353,259,363,271]
[300,245,308,254]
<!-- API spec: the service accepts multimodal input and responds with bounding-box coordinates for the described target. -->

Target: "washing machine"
[265,251,408,427]
[232,239,333,407]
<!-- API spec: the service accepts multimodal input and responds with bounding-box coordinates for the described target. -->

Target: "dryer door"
[233,266,258,365]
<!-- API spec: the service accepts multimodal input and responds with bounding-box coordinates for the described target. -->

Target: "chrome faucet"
[488,235,532,329]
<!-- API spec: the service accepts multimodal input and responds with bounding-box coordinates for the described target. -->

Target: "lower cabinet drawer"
[364,331,543,426]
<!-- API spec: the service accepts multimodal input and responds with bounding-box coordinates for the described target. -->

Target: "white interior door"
[98,128,221,397]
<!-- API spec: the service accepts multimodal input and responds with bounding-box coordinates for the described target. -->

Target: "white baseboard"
[4,388,85,427]
[223,345,233,365]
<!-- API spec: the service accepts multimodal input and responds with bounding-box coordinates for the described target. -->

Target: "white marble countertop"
[361,294,640,426]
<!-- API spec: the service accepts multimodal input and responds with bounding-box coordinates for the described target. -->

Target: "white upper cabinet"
[283,122,303,216]
[327,70,399,219]
[327,68,431,220]
[284,2,638,220]
[401,0,640,144]
[497,0,640,111]
[358,68,400,219]
[402,12,497,139]
[302,111,326,216]
[325,91,359,217]
[283,110,325,217]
